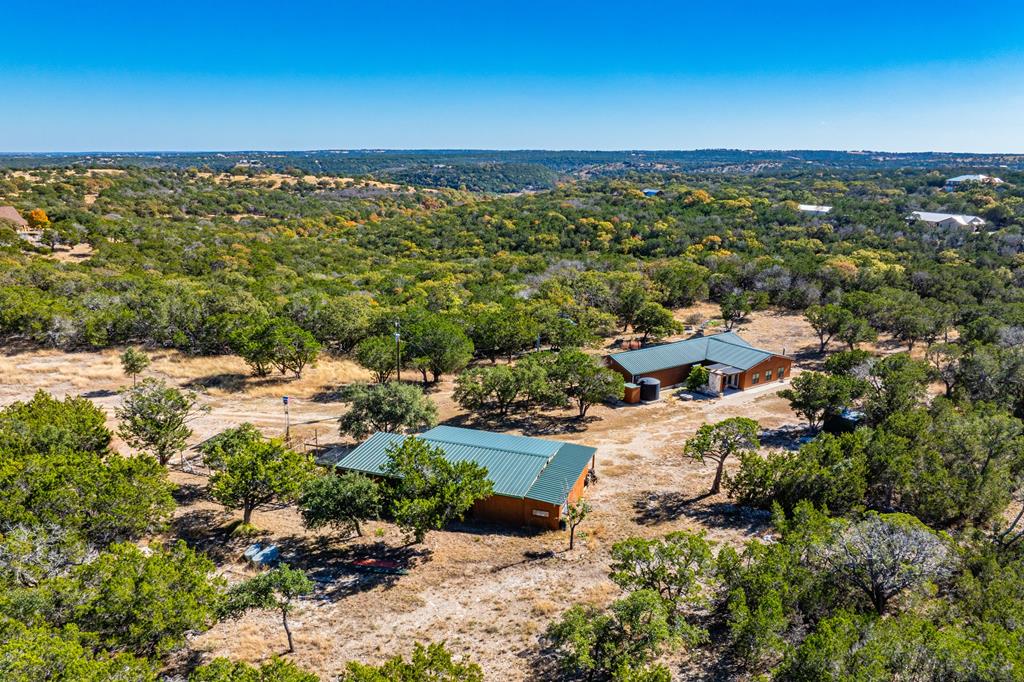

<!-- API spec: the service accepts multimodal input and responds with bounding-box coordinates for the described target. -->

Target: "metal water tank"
[638,377,661,401]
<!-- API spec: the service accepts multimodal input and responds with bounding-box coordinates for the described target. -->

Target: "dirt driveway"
[0,309,817,680]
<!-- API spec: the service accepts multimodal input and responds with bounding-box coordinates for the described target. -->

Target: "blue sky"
[2,1,1023,152]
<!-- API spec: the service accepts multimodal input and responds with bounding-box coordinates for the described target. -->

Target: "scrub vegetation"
[2,155,1024,679]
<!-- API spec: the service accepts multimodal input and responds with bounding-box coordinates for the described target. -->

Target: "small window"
[778,366,785,378]
[765,369,773,381]
[531,509,550,518]
[752,372,760,385]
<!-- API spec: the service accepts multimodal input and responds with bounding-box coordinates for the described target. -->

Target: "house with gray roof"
[945,174,1004,192]
[334,425,596,530]
[909,211,986,231]
[606,331,793,393]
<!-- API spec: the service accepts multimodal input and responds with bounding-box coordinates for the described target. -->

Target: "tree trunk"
[711,459,725,495]
[282,609,294,653]
[872,590,887,615]
[243,505,253,525]
[997,506,1024,546]
[353,519,363,537]
[569,524,576,550]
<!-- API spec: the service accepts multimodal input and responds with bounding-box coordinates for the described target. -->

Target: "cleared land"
[0,308,823,679]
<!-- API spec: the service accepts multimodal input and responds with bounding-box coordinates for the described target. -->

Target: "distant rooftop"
[910,210,985,227]
[0,206,27,229]
[946,174,1003,184]
[797,204,832,214]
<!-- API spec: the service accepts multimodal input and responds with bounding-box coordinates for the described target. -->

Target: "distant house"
[909,210,986,231]
[642,188,662,197]
[335,425,596,530]
[606,331,792,393]
[945,174,1004,192]
[0,206,28,230]
[797,204,832,215]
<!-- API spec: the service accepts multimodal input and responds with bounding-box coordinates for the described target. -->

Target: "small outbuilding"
[623,382,641,404]
[335,425,596,530]
[606,331,792,392]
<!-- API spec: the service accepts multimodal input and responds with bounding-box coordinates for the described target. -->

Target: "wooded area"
[2,155,1024,680]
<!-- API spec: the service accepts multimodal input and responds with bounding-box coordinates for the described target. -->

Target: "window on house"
[765,369,773,381]
[778,366,785,378]
[531,509,550,518]
[752,372,760,384]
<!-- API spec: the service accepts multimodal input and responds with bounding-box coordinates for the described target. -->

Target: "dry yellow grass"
[0,309,834,680]
[192,171,410,192]
[530,598,560,617]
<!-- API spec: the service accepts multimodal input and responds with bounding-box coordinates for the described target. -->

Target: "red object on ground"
[352,558,400,569]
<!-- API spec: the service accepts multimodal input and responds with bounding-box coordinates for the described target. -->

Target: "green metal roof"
[525,443,596,505]
[335,426,596,506]
[608,332,778,376]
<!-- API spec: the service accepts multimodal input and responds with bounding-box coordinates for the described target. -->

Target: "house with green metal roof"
[606,331,793,394]
[334,425,596,530]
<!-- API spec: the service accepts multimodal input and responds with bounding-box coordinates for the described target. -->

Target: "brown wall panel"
[740,356,793,389]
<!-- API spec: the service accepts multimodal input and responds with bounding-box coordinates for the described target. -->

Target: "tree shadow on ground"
[171,508,249,563]
[491,548,559,573]
[308,386,348,403]
[633,490,771,534]
[314,444,353,466]
[634,490,714,525]
[272,535,430,602]
[874,338,909,353]
[520,414,598,436]
[171,482,208,506]
[81,388,118,398]
[183,373,250,393]
[524,638,567,682]
[163,648,207,682]
[449,518,546,541]
[439,412,597,437]
[792,348,826,371]
[759,425,812,451]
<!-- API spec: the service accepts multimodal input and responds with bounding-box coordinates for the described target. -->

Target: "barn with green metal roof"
[334,425,596,530]
[606,331,792,394]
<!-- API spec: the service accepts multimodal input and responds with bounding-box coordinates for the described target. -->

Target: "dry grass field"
[0,307,834,679]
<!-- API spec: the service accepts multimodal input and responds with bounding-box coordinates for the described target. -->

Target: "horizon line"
[1,147,1022,156]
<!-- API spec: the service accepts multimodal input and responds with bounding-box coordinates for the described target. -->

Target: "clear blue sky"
[3,1,1023,152]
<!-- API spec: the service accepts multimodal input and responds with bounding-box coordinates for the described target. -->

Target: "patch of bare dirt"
[0,310,828,680]
[43,242,94,263]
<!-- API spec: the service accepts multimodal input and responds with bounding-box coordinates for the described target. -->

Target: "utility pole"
[283,395,290,442]
[394,321,402,382]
